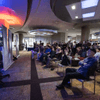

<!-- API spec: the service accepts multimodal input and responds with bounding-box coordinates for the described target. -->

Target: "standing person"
[56,48,97,89]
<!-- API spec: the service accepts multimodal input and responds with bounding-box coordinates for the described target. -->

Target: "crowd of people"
[33,40,100,65]
[33,40,100,89]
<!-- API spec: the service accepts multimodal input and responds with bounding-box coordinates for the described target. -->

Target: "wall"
[51,32,66,43]
[76,35,81,43]
[24,36,52,46]
[12,33,19,57]
[35,36,52,46]
[2,25,13,70]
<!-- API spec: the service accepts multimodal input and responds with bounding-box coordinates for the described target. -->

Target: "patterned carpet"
[0,51,31,100]
[0,52,100,100]
[35,59,100,100]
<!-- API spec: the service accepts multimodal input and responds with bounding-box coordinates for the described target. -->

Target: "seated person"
[94,48,100,62]
[64,47,72,56]
[56,48,97,89]
[37,43,44,60]
[75,47,82,56]
[60,49,70,66]
[49,47,56,59]
[34,45,39,54]
[56,47,62,60]
[80,45,87,58]
[94,48,100,71]
[46,47,56,68]
[41,46,51,64]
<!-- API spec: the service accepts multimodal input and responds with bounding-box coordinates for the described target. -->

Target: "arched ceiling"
[1,0,100,37]
[20,0,74,33]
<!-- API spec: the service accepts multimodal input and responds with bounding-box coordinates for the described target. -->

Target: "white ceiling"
[66,0,100,21]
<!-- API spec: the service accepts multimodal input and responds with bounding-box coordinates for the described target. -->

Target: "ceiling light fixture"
[75,16,78,19]
[71,5,76,10]
[81,0,99,9]
[82,12,95,18]
[30,32,36,35]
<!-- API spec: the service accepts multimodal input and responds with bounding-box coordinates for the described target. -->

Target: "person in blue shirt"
[56,48,97,89]
[41,46,51,64]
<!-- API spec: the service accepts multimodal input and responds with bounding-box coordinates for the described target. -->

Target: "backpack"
[61,55,70,66]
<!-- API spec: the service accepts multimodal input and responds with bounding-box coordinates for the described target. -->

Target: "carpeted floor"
[0,51,100,100]
[35,59,100,100]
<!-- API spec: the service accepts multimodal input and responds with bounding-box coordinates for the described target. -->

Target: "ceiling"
[1,0,100,37]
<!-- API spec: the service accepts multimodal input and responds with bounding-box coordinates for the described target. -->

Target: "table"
[71,57,85,67]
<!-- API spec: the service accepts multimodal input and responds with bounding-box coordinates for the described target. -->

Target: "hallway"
[0,51,100,100]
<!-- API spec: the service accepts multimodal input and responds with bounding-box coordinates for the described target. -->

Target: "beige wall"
[51,32,67,43]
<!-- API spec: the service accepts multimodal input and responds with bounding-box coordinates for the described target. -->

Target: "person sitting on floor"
[56,48,97,89]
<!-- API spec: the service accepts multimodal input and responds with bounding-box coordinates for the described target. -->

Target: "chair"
[56,55,70,76]
[71,62,97,94]
[96,57,100,73]
[57,63,67,76]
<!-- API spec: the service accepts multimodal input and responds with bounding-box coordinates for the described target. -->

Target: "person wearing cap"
[56,48,97,89]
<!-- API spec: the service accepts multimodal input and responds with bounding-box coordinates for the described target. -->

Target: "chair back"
[87,61,97,78]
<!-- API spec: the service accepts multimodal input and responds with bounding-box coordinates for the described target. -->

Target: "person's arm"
[82,59,96,69]
[79,60,84,66]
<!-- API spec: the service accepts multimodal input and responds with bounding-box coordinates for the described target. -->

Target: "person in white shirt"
[94,48,100,62]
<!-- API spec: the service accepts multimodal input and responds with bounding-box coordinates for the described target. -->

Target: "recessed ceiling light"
[81,0,99,9]
[82,12,95,18]
[75,16,78,19]
[71,5,76,10]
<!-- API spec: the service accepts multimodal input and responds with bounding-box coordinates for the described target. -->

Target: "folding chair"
[71,62,97,94]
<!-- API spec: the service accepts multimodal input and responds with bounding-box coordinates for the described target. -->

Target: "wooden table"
[71,57,85,67]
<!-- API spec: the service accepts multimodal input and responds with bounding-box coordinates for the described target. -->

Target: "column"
[60,32,65,43]
[76,35,81,43]
[65,32,68,43]
[81,26,90,42]
[19,33,24,50]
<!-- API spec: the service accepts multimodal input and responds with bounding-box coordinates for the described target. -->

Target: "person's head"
[40,43,44,46]
[87,48,96,57]
[82,45,85,49]
[58,47,61,51]
[52,47,54,51]
[47,46,51,49]
[96,48,100,52]
[77,47,81,51]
